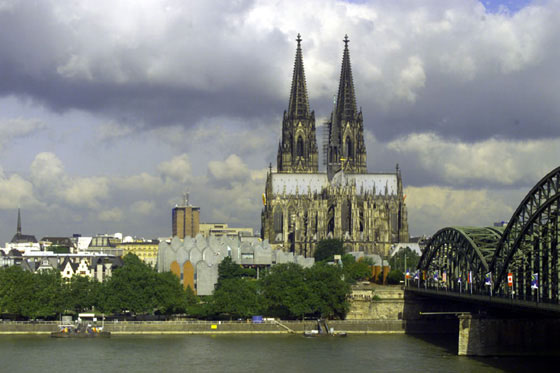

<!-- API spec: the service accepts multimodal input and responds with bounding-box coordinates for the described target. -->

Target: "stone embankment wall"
[0,320,446,335]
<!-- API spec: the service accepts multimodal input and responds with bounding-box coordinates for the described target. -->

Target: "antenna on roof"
[183,192,190,206]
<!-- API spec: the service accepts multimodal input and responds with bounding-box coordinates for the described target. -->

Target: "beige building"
[261,35,408,257]
[199,223,253,238]
[117,241,159,266]
[172,194,200,239]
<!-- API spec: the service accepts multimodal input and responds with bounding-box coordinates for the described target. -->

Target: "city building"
[199,223,254,239]
[261,35,409,257]
[172,193,200,239]
[158,234,314,296]
[86,234,123,256]
[0,251,122,282]
[116,240,159,266]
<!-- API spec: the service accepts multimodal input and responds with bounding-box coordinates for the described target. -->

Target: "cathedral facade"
[261,35,409,257]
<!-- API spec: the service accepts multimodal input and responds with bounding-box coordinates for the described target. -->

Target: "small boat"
[51,324,110,338]
[303,319,347,337]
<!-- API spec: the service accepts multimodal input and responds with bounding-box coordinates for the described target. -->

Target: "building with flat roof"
[172,193,200,239]
[199,223,253,239]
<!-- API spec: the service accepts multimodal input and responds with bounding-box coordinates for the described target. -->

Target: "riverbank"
[0,319,457,335]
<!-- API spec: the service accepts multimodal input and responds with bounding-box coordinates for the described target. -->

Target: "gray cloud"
[0,0,559,241]
[1,0,559,142]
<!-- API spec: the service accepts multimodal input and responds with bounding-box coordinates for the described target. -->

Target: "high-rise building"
[261,35,409,257]
[172,193,200,239]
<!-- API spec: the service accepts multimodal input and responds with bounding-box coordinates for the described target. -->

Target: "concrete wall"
[458,315,560,356]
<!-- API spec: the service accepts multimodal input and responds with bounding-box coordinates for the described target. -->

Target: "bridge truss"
[417,167,560,305]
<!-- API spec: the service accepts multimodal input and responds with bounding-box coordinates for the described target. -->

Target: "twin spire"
[287,34,358,120]
[287,33,310,119]
[335,35,358,121]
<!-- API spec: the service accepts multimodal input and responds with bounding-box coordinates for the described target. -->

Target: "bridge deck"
[405,287,560,316]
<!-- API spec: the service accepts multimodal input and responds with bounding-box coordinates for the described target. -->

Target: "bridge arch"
[490,166,560,300]
[419,227,502,288]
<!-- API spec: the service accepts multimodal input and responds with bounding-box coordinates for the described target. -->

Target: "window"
[297,136,304,157]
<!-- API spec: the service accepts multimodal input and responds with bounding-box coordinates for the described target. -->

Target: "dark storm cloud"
[1,0,558,143]
[0,0,289,127]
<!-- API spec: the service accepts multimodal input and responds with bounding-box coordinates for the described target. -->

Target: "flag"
[442,271,447,282]
[507,273,513,287]
[405,269,410,279]
[457,276,461,284]
[433,271,439,282]
[485,272,492,286]
[531,273,539,289]
[413,271,419,280]
[468,271,472,284]
[422,271,426,280]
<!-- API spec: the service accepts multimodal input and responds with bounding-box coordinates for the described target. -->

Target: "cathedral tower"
[327,35,367,177]
[277,34,319,173]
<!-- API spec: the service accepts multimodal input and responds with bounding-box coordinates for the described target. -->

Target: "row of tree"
[0,249,376,320]
[0,254,188,319]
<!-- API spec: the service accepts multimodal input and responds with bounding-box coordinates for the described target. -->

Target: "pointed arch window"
[297,136,304,157]
[273,208,283,234]
[345,136,353,158]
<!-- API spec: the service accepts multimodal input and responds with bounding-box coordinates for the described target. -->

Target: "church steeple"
[335,35,358,121]
[287,34,310,119]
[327,35,367,177]
[277,34,318,173]
[17,208,21,235]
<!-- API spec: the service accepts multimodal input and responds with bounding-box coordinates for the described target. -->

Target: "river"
[1,334,558,372]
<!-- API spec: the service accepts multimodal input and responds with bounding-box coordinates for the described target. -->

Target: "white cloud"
[30,152,109,209]
[208,154,250,186]
[98,207,123,222]
[130,200,155,215]
[157,153,191,184]
[0,167,40,209]
[405,185,521,235]
[0,118,46,150]
[388,133,560,187]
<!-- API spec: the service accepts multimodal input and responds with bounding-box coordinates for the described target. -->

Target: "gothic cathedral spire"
[327,35,367,177]
[277,34,319,173]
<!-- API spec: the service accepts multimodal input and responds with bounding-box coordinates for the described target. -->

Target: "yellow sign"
[262,193,266,206]
[211,324,217,330]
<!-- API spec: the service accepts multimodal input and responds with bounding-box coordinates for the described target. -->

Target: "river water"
[1,334,558,372]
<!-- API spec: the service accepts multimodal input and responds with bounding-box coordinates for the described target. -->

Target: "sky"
[0,0,559,243]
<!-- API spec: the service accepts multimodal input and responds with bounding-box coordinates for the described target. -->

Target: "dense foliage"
[313,239,345,262]
[0,254,353,320]
[389,247,420,274]
[0,254,189,319]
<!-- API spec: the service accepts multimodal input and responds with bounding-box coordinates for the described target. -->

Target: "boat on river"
[303,319,347,338]
[51,324,110,338]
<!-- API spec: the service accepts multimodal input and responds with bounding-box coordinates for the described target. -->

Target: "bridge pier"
[458,314,560,356]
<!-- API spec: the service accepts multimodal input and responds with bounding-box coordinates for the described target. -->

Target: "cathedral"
[261,34,409,257]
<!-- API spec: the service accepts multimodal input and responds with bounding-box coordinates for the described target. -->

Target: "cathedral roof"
[335,35,358,121]
[287,34,310,119]
[271,172,398,196]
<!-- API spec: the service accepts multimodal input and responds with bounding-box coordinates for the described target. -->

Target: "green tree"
[211,278,262,319]
[314,239,345,262]
[389,247,420,274]
[341,255,373,284]
[48,245,70,254]
[217,257,256,284]
[28,270,66,319]
[261,263,313,319]
[64,275,100,314]
[386,269,403,285]
[153,271,187,315]
[306,263,350,319]
[0,266,33,316]
[101,254,157,314]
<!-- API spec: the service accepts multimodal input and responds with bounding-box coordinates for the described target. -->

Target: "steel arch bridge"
[417,166,560,307]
